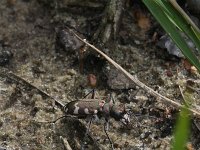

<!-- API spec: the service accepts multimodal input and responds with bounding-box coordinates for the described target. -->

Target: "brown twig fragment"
[71,30,200,118]
[0,69,65,109]
[60,136,73,150]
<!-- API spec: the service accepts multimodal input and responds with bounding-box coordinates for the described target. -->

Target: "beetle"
[64,74,130,125]
[62,74,130,149]
[63,93,130,149]
[63,97,130,125]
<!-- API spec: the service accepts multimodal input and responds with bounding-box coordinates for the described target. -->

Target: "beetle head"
[110,104,130,125]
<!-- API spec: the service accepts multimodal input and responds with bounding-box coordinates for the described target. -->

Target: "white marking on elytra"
[65,108,68,113]
[94,110,98,114]
[73,103,79,114]
[84,108,90,114]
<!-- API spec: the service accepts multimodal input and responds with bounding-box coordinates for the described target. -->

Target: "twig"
[71,30,200,118]
[38,115,78,124]
[178,85,190,107]
[60,136,73,150]
[0,69,65,109]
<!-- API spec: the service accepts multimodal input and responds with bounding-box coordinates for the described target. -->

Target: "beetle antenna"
[81,117,93,150]
[43,115,77,124]
[83,89,95,99]
[104,121,114,150]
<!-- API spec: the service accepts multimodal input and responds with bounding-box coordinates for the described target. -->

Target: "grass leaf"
[172,106,190,150]
[142,0,200,72]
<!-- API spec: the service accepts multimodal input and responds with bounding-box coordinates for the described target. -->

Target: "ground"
[0,0,200,150]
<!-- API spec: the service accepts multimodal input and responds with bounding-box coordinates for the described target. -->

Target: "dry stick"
[178,85,190,107]
[60,136,73,150]
[0,70,65,108]
[72,31,200,117]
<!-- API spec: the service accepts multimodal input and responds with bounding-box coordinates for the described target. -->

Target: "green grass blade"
[155,0,200,53]
[172,106,190,150]
[142,0,200,72]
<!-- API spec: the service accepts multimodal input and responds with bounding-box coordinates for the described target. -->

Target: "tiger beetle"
[51,74,130,149]
[63,90,130,150]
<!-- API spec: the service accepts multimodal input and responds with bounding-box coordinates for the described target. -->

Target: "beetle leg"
[83,89,95,99]
[86,116,93,133]
[104,120,114,150]
[81,116,93,150]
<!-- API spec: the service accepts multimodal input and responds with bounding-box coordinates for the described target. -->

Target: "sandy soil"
[0,0,200,150]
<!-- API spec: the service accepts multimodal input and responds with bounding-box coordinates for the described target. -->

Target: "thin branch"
[0,69,65,109]
[71,30,200,118]
[60,136,73,150]
[178,85,188,106]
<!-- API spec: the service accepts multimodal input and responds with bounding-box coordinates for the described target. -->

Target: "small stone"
[140,133,146,139]
[0,49,13,66]
[67,69,77,76]
[55,28,84,54]
[57,75,72,83]
[15,132,22,137]
[105,67,135,90]
[165,70,173,77]
[190,66,197,74]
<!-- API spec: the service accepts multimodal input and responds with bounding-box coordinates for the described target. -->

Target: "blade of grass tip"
[154,0,200,54]
[172,105,190,150]
[142,0,200,72]
[168,0,200,34]
[160,0,200,53]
